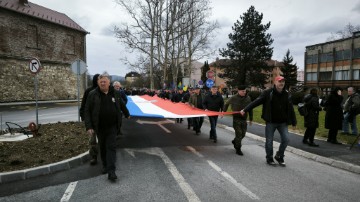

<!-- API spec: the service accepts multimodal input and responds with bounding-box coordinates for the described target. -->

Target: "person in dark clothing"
[302,88,322,147]
[324,87,343,144]
[203,85,224,143]
[223,85,253,155]
[85,72,130,181]
[241,76,297,166]
[189,87,205,135]
[182,88,194,129]
[113,81,128,137]
[172,88,185,123]
[79,74,99,165]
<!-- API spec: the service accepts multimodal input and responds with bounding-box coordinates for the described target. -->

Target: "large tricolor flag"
[127,95,236,118]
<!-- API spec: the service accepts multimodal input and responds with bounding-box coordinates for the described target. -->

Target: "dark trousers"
[304,127,316,143]
[209,116,219,139]
[327,129,339,142]
[187,118,193,128]
[193,117,204,132]
[97,125,117,172]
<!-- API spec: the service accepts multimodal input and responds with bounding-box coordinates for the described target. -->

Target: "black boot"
[236,148,243,156]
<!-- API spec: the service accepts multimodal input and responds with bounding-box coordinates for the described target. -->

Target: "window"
[327,53,333,62]
[354,48,360,59]
[319,72,332,81]
[353,70,360,80]
[27,25,38,48]
[306,55,313,64]
[306,72,317,81]
[336,50,343,61]
[335,70,349,80]
[343,49,351,60]
[320,53,327,62]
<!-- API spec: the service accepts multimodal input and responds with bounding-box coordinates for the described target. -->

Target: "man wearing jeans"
[342,87,360,136]
[240,76,297,166]
[203,86,224,143]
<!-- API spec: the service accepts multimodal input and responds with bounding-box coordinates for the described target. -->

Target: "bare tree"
[327,23,360,41]
[114,0,218,89]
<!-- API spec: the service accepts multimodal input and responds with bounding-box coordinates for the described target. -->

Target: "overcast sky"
[30,0,360,76]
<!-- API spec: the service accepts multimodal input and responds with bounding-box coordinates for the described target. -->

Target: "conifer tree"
[281,49,298,90]
[219,6,273,88]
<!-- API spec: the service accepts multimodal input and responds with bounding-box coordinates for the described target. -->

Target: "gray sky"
[31,0,360,76]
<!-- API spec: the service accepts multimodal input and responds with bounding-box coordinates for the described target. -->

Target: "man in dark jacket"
[223,85,253,155]
[85,72,130,181]
[302,88,322,147]
[203,85,224,143]
[189,87,205,135]
[79,74,99,165]
[241,76,297,166]
[342,86,360,136]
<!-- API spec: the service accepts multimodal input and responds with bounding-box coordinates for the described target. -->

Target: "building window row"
[306,70,360,81]
[306,48,360,64]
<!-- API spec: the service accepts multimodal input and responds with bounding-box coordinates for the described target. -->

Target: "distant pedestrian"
[85,72,130,181]
[223,85,253,155]
[324,87,343,144]
[189,87,205,135]
[203,85,224,143]
[302,88,322,147]
[342,87,360,136]
[240,76,297,166]
[79,73,99,165]
[172,88,185,123]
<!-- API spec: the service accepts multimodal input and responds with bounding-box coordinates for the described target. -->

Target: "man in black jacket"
[79,74,99,165]
[85,72,130,181]
[203,86,224,143]
[241,76,297,166]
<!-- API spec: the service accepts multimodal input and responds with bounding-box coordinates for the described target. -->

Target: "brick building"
[304,31,360,94]
[0,0,88,102]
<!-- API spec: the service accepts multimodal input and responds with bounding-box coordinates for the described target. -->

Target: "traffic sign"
[29,58,41,74]
[71,59,87,75]
[205,79,214,88]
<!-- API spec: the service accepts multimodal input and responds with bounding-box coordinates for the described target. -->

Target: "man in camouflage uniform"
[223,85,253,155]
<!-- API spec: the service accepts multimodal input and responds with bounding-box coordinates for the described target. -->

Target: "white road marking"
[136,119,174,133]
[125,147,201,202]
[60,181,78,202]
[187,146,260,200]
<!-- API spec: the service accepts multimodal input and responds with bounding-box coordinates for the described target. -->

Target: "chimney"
[19,0,29,6]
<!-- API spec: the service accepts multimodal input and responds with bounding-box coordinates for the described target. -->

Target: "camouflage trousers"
[233,118,247,149]
[89,132,98,158]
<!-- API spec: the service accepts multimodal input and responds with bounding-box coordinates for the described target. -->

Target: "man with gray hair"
[342,87,360,136]
[85,72,130,181]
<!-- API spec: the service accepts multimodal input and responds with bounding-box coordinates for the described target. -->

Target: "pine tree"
[281,49,298,90]
[201,61,210,89]
[219,6,273,88]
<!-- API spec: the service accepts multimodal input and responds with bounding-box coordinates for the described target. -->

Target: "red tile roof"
[0,0,88,33]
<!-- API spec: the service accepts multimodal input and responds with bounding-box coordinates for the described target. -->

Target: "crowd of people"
[79,72,359,181]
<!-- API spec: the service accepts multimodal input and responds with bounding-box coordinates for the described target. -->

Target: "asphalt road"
[0,103,360,201]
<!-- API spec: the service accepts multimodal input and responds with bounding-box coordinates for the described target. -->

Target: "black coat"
[303,94,322,128]
[324,93,343,130]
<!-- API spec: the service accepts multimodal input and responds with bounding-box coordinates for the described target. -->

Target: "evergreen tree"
[219,6,273,88]
[201,61,210,89]
[281,49,298,90]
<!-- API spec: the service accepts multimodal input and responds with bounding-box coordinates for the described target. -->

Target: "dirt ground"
[0,122,88,173]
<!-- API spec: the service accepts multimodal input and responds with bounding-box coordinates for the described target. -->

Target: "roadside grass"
[226,104,360,145]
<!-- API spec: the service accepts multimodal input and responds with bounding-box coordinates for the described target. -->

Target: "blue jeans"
[265,122,289,159]
[343,113,358,135]
[208,116,218,139]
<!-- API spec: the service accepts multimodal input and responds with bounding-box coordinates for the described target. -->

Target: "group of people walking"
[79,72,359,181]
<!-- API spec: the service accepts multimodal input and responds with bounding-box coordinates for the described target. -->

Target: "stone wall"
[0,8,87,102]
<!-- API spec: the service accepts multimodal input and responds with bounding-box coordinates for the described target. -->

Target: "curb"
[0,152,90,184]
[218,123,360,174]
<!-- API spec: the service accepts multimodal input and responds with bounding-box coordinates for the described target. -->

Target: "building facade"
[0,0,88,102]
[304,31,360,94]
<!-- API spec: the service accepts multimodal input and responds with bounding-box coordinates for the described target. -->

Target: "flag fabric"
[126,95,236,118]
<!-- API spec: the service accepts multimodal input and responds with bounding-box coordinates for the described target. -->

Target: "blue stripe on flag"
[126,96,164,118]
